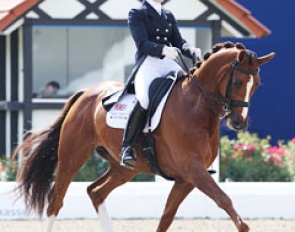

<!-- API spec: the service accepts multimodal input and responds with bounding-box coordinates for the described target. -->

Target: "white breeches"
[134,56,183,109]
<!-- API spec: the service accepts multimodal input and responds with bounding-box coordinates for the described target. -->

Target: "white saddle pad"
[106,75,177,132]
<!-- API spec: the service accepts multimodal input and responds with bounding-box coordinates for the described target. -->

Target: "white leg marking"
[44,215,56,232]
[241,75,254,120]
[98,202,114,232]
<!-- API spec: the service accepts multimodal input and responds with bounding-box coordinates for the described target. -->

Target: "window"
[32,25,209,98]
[32,26,135,98]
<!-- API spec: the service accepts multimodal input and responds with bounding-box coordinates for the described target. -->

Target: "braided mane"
[195,41,246,69]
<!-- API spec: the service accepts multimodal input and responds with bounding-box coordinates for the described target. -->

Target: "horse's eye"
[233,79,242,89]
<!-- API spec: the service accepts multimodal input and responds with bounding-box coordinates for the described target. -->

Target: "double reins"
[177,51,259,118]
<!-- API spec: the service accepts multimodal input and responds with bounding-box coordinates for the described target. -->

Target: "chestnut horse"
[13,42,274,232]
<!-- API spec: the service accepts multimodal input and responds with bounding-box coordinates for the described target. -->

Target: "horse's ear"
[257,52,275,66]
[236,50,248,65]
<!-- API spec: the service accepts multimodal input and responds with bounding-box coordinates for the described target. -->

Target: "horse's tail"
[12,90,85,217]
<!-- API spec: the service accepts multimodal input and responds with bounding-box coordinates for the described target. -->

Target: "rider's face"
[152,0,164,3]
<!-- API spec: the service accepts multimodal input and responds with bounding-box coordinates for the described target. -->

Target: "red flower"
[233,144,244,152]
[233,144,256,158]
[266,146,285,156]
[269,156,281,164]
[244,145,256,151]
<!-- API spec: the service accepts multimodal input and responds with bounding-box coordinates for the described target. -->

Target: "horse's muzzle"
[226,113,248,130]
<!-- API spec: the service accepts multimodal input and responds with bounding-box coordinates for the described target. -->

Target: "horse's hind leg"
[189,164,250,232]
[44,151,95,232]
[87,163,136,211]
[157,181,194,232]
[45,135,96,232]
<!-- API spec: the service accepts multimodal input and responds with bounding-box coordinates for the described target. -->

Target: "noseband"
[190,59,260,118]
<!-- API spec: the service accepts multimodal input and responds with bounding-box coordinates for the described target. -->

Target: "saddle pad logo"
[107,94,136,128]
[114,103,127,111]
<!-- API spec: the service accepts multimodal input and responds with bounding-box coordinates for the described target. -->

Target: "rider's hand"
[190,47,202,61]
[162,46,179,60]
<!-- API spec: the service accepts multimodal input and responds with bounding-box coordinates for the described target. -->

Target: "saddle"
[104,71,183,132]
[146,71,183,129]
[103,71,184,180]
[142,71,184,181]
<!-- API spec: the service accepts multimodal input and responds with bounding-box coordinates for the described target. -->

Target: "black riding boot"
[120,102,147,169]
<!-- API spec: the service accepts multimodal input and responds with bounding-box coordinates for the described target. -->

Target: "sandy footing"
[1,219,295,232]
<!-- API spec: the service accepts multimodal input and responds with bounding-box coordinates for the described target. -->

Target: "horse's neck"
[194,65,221,94]
[178,78,221,135]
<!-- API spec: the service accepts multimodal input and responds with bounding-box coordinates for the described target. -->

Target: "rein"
[177,52,259,118]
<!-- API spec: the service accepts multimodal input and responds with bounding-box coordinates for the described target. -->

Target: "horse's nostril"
[233,120,246,130]
[234,121,240,127]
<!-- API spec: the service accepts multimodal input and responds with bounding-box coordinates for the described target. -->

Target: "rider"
[120,0,202,169]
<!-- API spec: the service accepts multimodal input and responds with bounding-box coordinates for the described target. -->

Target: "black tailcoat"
[102,1,194,110]
[128,1,193,64]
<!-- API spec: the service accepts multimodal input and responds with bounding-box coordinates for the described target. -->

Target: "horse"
[13,42,274,232]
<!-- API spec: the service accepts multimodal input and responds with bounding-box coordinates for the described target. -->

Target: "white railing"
[1,182,295,220]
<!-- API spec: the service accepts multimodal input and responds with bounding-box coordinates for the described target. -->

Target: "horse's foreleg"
[189,164,249,232]
[157,181,194,232]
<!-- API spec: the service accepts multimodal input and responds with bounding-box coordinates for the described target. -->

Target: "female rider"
[120,0,202,169]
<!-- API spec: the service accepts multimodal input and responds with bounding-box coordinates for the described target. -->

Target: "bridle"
[183,56,260,118]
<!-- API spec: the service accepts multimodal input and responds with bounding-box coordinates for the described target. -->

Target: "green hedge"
[74,153,155,182]
[220,131,294,182]
[2,131,295,182]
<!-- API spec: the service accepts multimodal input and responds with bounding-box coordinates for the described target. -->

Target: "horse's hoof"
[238,221,250,232]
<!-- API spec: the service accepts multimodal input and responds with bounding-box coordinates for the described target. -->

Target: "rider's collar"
[146,0,162,15]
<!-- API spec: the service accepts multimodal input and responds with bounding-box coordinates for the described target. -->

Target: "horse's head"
[194,42,275,130]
